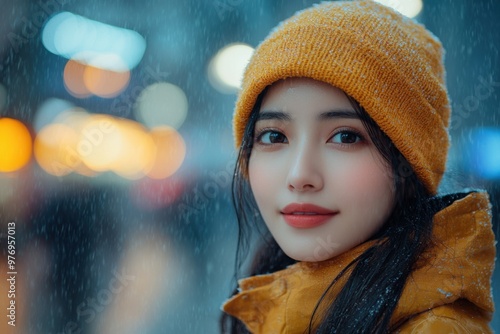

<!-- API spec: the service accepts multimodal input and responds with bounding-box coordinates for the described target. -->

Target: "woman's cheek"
[332,152,394,208]
[248,154,277,203]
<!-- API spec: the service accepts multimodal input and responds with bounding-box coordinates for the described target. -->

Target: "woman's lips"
[281,203,338,228]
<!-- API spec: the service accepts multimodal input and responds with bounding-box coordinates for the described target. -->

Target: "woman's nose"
[286,145,324,192]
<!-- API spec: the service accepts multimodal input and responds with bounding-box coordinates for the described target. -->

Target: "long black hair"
[221,87,448,333]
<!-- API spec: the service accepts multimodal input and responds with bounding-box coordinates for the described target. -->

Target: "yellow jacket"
[223,192,496,333]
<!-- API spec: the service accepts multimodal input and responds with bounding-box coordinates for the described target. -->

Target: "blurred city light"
[147,126,186,179]
[135,82,188,129]
[34,98,74,133]
[83,59,130,98]
[106,118,156,179]
[42,12,146,71]
[207,43,254,93]
[374,0,423,18]
[55,107,91,125]
[0,118,32,173]
[33,108,188,180]
[34,123,80,177]
[468,127,500,180]
[64,60,93,98]
[64,59,130,98]
[77,114,123,172]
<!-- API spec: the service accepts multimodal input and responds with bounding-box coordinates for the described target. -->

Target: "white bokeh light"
[134,82,188,130]
[374,0,423,18]
[208,43,254,94]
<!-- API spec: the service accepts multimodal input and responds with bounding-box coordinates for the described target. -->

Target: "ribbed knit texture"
[233,0,451,194]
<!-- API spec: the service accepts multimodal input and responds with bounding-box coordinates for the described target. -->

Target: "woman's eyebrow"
[256,111,291,122]
[256,109,358,122]
[318,109,359,120]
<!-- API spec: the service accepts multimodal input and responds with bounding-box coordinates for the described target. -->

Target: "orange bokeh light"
[84,65,130,98]
[0,118,32,172]
[109,119,156,179]
[33,109,186,179]
[64,60,92,98]
[64,59,130,99]
[78,114,122,172]
[34,123,80,176]
[147,126,186,179]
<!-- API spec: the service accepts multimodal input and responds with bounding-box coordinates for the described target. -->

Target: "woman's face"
[248,77,395,262]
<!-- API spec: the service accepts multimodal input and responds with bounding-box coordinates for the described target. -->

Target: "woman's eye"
[330,131,362,144]
[257,130,288,144]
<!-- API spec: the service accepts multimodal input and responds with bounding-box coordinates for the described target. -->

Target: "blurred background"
[0,0,498,333]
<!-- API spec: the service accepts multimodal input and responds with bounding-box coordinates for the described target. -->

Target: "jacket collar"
[222,191,496,333]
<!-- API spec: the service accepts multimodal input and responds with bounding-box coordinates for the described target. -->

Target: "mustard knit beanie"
[233,0,451,194]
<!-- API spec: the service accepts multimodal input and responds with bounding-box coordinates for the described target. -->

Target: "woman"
[221,1,496,333]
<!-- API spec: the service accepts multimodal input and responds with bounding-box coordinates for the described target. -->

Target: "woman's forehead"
[260,77,354,114]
